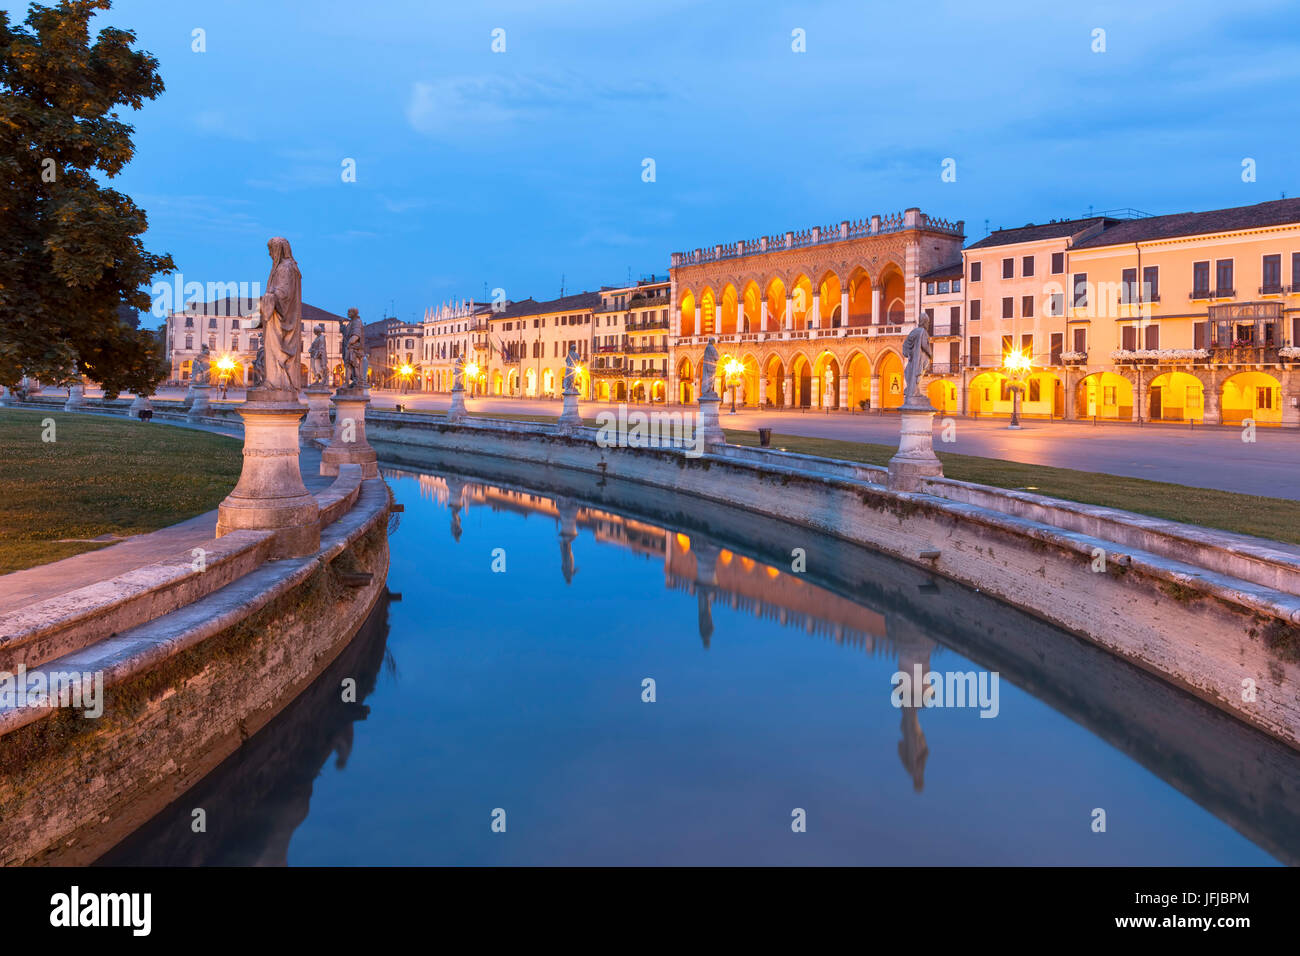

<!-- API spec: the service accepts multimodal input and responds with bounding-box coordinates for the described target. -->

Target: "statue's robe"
[261,256,303,391]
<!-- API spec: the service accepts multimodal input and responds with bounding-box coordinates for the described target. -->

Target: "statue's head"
[315,323,325,333]
[267,236,293,263]
[347,307,359,320]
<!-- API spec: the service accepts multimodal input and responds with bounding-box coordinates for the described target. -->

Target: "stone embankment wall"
[0,465,392,865]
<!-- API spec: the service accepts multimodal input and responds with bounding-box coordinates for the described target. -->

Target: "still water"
[103,457,1299,865]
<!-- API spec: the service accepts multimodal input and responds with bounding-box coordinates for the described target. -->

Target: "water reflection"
[100,457,1299,865]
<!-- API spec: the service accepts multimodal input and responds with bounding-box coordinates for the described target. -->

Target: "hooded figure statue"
[248,237,303,393]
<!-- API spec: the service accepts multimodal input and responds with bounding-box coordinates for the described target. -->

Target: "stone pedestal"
[0,386,11,407]
[557,387,581,432]
[129,394,152,414]
[216,391,320,559]
[887,402,943,492]
[696,394,726,447]
[300,385,334,445]
[446,384,468,423]
[64,383,86,410]
[187,385,212,422]
[183,384,196,407]
[321,388,378,478]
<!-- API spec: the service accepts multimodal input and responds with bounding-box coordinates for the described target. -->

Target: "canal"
[101,454,1299,865]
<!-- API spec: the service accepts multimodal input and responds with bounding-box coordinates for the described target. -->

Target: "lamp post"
[464,361,480,397]
[216,355,236,398]
[1004,349,1032,429]
[724,357,744,414]
[398,363,414,395]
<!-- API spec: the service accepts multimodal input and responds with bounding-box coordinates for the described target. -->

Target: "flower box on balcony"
[1061,351,1088,365]
[1110,348,1209,363]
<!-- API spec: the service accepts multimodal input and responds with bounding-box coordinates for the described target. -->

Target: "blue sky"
[10,0,1300,322]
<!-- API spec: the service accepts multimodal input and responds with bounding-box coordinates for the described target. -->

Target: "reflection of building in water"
[400,470,938,793]
[664,532,889,651]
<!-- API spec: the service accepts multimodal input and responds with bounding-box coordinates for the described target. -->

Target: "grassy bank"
[0,410,243,574]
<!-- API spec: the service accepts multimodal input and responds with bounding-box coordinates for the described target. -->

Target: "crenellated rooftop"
[671,208,964,268]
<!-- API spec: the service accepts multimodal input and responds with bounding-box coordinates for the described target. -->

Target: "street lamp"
[464,361,480,396]
[216,355,236,397]
[1003,348,1032,429]
[723,357,744,414]
[398,363,414,394]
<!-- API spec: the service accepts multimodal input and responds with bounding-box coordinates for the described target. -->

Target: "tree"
[0,0,175,392]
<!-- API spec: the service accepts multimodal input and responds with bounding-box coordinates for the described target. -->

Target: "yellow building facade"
[669,208,965,410]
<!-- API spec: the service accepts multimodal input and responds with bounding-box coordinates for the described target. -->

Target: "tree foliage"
[0,0,174,392]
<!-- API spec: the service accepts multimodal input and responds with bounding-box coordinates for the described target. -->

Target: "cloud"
[405,72,669,137]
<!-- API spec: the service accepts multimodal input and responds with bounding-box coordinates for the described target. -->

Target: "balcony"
[1260,284,1285,296]
[932,322,961,337]
[626,342,667,354]
[626,318,670,333]
[1189,288,1212,301]
[930,360,963,375]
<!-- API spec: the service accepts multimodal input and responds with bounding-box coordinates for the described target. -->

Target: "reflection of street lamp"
[723,357,744,414]
[1003,349,1032,429]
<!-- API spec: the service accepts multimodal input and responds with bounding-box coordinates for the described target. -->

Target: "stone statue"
[562,345,580,393]
[243,237,303,393]
[308,323,328,386]
[191,344,211,386]
[339,308,367,389]
[700,337,719,400]
[452,355,465,390]
[901,312,933,406]
[251,345,266,388]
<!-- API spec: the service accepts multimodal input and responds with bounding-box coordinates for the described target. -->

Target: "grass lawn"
[725,429,1300,545]
[0,409,243,574]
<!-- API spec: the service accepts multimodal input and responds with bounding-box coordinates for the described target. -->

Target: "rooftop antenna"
[560,273,566,297]
[1088,204,1094,217]
[983,218,989,236]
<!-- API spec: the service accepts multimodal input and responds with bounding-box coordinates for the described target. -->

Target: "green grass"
[0,409,243,574]
[725,429,1300,545]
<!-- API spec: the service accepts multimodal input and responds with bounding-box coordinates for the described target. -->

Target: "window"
[1257,387,1274,410]
[208,317,217,329]
[1103,385,1117,406]
[952,278,961,293]
[1001,334,1014,361]
[1192,261,1210,296]
[1122,326,1137,351]
[1022,256,1035,277]
[1021,295,1034,318]
[1121,268,1138,305]
[1050,332,1063,364]
[231,318,239,329]
[184,316,194,328]
[968,335,980,365]
[949,305,960,327]
[937,280,950,294]
[1049,292,1065,316]
[926,282,935,295]
[1072,273,1088,309]
[1051,251,1065,274]
[1263,254,1282,292]
[1002,257,1014,279]
[1073,328,1086,353]
[1145,324,1159,350]
[1021,332,1033,357]
[1002,297,1014,319]
[970,300,981,322]
[970,261,982,282]
[1215,259,1234,295]
[1143,265,1159,302]
[185,335,193,349]
[1293,253,1300,290]
[1028,379,1041,402]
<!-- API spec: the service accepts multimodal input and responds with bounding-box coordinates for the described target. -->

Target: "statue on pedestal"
[900,312,933,406]
[250,345,266,388]
[191,344,212,386]
[562,345,580,394]
[243,237,303,394]
[452,355,465,391]
[700,338,719,400]
[308,323,328,386]
[339,308,367,389]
